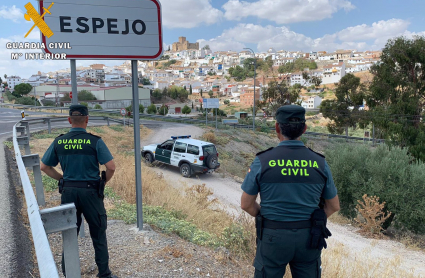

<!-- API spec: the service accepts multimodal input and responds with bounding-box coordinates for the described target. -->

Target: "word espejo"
[60,17,147,35]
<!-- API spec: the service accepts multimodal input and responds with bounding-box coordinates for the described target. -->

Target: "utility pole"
[244,48,256,131]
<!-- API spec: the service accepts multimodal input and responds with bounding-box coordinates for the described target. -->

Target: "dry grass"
[319,241,419,278]
[355,194,392,238]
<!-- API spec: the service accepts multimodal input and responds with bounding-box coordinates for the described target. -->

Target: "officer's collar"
[278,140,305,146]
[70,128,87,132]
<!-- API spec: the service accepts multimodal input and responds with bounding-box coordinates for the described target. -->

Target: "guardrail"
[1,103,384,144]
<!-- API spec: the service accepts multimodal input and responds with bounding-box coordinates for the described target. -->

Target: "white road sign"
[203,98,220,109]
[120,108,126,116]
[39,0,163,60]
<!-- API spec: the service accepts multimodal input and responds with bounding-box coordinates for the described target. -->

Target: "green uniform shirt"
[42,128,113,181]
[241,140,337,222]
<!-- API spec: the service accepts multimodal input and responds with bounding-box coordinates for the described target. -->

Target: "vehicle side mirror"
[157,144,161,148]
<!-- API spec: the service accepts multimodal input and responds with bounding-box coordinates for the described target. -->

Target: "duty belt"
[256,215,311,241]
[63,180,100,190]
[263,218,311,229]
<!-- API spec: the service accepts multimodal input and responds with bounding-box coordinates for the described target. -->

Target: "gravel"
[47,221,251,278]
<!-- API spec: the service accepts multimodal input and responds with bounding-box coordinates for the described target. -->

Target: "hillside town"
[1,36,381,113]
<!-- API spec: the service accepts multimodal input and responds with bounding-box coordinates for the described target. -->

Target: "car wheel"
[180,163,191,178]
[206,154,218,169]
[144,153,153,165]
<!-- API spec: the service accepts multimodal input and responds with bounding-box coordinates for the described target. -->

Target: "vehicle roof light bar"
[171,135,191,140]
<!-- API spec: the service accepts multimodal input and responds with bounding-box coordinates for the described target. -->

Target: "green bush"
[15,97,39,105]
[158,105,168,115]
[147,104,157,114]
[139,104,145,113]
[325,143,425,234]
[80,102,88,107]
[182,105,191,115]
[43,100,55,106]
[5,92,17,101]
[94,104,102,109]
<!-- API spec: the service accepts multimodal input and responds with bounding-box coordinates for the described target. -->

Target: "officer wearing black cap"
[40,105,117,278]
[241,105,340,278]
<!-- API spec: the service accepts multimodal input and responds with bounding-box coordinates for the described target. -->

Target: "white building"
[6,76,22,90]
[155,81,169,90]
[322,62,346,84]
[302,96,322,109]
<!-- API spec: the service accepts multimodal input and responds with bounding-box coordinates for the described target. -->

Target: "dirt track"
[141,121,425,277]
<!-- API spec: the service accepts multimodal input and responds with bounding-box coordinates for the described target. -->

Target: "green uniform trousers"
[254,228,321,278]
[61,187,111,278]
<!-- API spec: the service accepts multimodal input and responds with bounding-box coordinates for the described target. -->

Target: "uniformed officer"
[40,105,117,278]
[241,105,340,278]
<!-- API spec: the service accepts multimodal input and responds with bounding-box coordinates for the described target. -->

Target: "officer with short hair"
[241,105,340,278]
[40,105,117,278]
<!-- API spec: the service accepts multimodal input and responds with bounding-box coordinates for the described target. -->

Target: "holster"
[255,213,263,241]
[309,208,332,250]
[58,178,64,194]
[98,171,106,198]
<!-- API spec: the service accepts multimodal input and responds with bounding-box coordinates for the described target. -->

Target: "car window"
[174,142,187,153]
[187,144,199,155]
[202,145,217,155]
[160,140,174,151]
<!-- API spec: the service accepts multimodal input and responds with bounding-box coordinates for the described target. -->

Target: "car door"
[170,141,187,166]
[155,140,174,164]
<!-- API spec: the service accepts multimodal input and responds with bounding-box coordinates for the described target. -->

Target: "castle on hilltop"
[172,37,199,52]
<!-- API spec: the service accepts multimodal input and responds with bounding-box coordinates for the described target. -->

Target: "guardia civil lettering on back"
[41,105,118,278]
[240,105,341,278]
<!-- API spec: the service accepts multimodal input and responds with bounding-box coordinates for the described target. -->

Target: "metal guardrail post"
[40,203,81,278]
[16,126,26,136]
[22,154,45,206]
[17,136,31,155]
[106,117,110,126]
[21,121,30,140]
[44,118,52,134]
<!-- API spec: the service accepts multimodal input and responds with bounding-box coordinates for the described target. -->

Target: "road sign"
[39,0,163,60]
[120,108,126,116]
[203,98,219,109]
[69,91,72,99]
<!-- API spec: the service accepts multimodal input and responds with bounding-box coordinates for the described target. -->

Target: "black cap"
[276,105,305,124]
[69,105,88,116]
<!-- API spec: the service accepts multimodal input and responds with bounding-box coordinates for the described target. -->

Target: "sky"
[1,0,425,79]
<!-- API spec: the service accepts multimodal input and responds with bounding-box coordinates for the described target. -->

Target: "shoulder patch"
[256,147,274,156]
[55,134,65,139]
[307,147,325,158]
[88,133,101,139]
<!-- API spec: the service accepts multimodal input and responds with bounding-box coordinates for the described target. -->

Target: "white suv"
[142,135,220,178]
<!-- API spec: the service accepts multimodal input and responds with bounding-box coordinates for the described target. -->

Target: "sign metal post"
[71,59,78,105]
[131,60,143,230]
[216,108,217,130]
